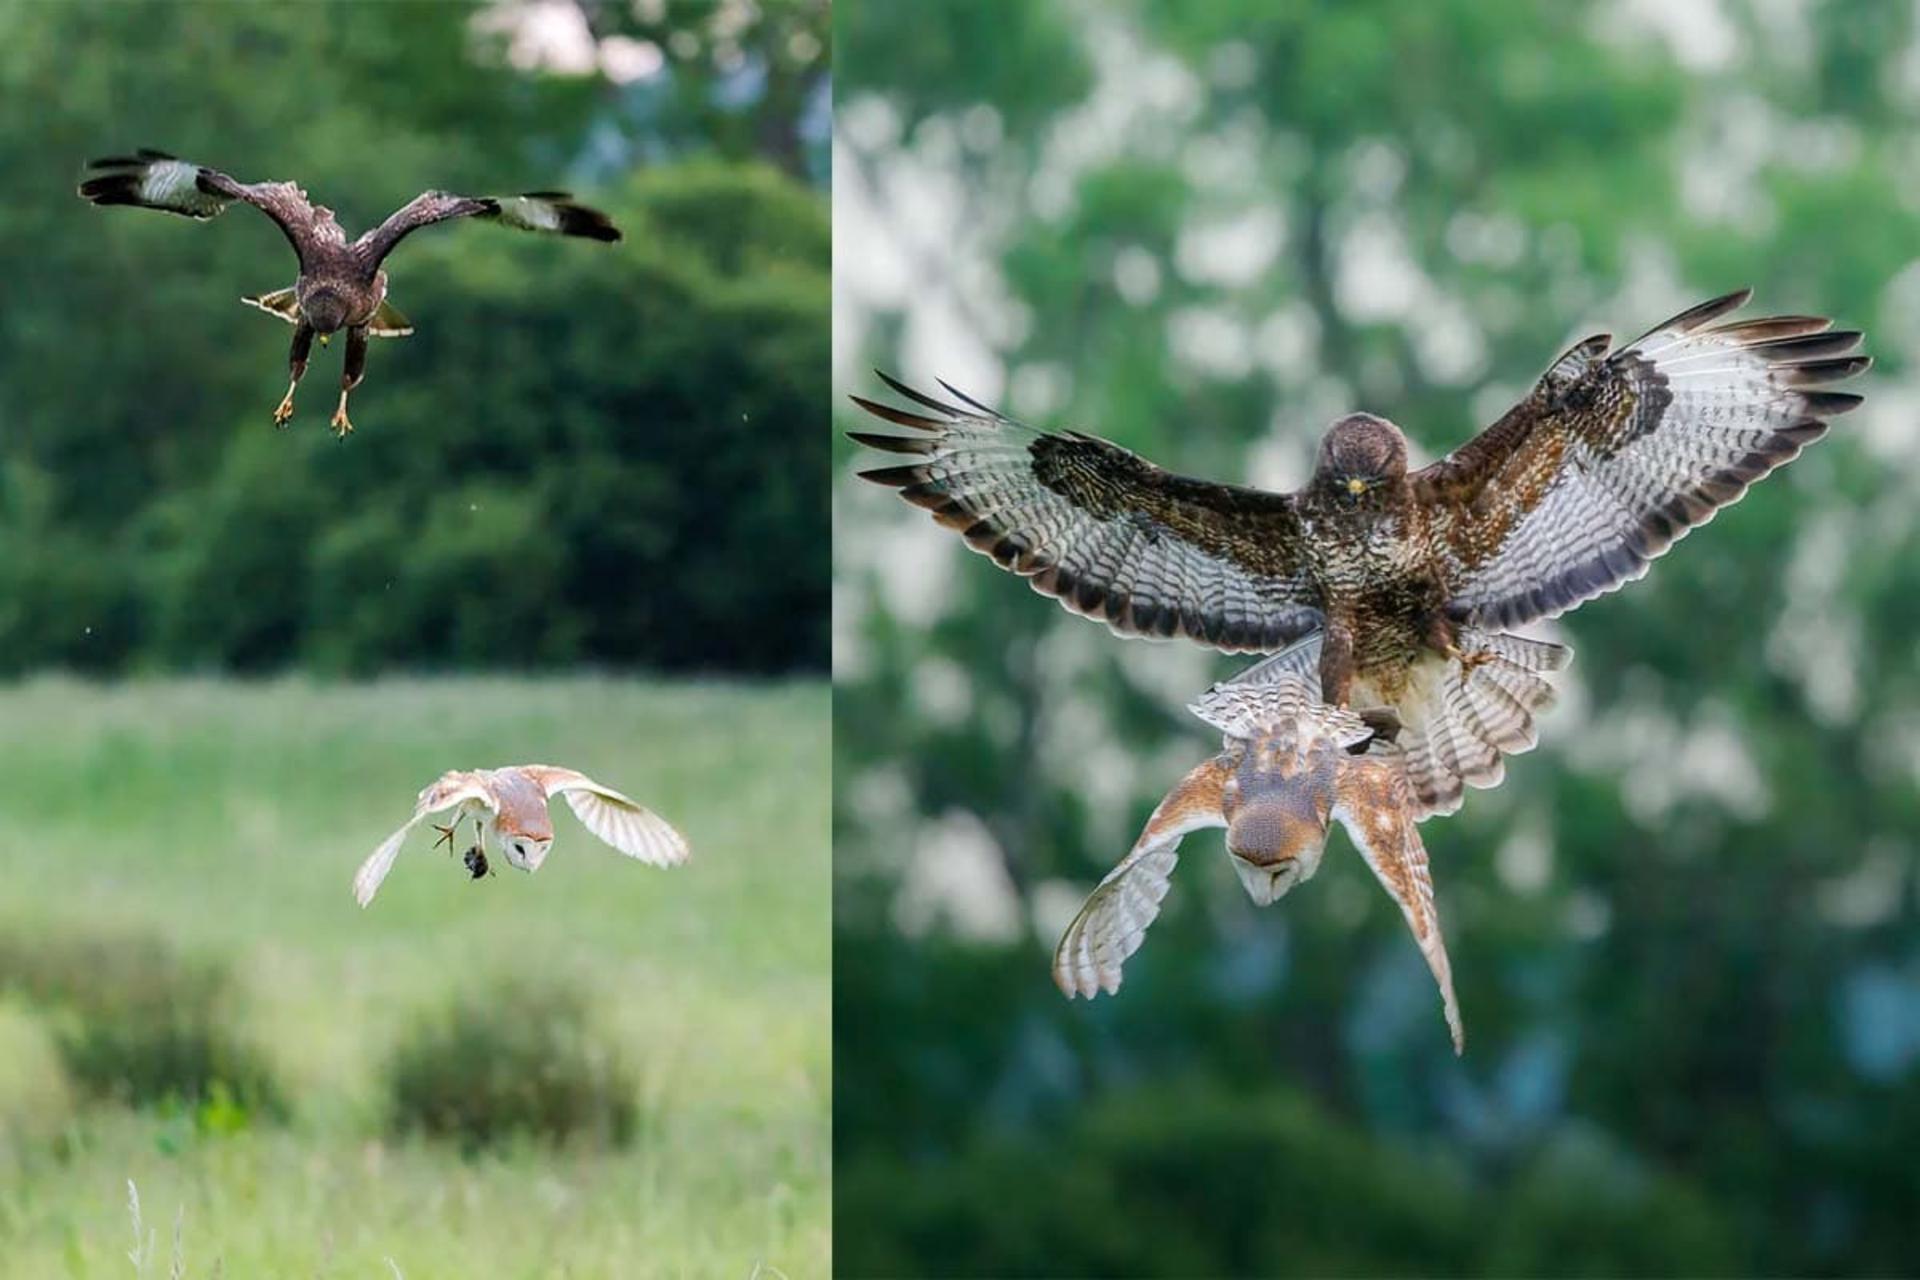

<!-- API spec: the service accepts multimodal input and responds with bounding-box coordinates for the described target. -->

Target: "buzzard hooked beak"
[1345,477,1366,496]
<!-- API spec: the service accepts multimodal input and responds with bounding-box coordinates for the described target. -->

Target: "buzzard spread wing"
[1332,754,1464,1053]
[355,190,621,265]
[79,150,323,263]
[522,766,689,868]
[352,771,495,908]
[852,376,1322,652]
[1416,289,1868,630]
[1053,757,1230,998]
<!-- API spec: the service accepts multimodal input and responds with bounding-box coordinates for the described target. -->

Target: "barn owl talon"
[431,821,458,853]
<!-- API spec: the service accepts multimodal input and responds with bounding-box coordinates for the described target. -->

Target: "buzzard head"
[1314,413,1409,504]
[1222,728,1336,906]
[302,287,351,335]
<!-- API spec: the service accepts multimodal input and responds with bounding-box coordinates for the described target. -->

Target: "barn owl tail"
[1391,631,1570,819]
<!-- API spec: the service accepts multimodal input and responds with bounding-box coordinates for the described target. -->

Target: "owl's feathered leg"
[275,323,314,427]
[329,325,368,438]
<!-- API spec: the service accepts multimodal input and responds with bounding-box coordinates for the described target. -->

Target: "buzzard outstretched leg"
[1423,612,1494,672]
[275,323,314,427]
[330,325,367,438]
[1318,620,1356,706]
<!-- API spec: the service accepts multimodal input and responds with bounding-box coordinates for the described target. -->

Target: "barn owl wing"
[1053,757,1231,999]
[523,767,690,868]
[351,772,494,908]
[1332,753,1464,1053]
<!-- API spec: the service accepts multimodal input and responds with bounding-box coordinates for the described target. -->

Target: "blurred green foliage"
[0,0,827,676]
[0,929,283,1119]
[384,972,637,1152]
[835,0,1920,1274]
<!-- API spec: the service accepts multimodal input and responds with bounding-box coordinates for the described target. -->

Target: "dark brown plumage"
[79,149,622,436]
[852,289,1866,810]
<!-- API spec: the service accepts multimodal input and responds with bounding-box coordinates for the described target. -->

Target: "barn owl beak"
[1346,477,1366,496]
[504,836,552,872]
[1226,802,1328,906]
[1231,853,1306,906]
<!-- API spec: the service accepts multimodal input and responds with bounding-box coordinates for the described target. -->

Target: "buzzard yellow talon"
[1437,638,1495,674]
[329,407,354,438]
[272,395,295,427]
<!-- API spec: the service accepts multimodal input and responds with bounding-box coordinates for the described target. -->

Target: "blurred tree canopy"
[835,0,1920,1275]
[0,0,827,675]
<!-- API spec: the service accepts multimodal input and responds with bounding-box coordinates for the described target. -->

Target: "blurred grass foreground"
[0,676,829,1277]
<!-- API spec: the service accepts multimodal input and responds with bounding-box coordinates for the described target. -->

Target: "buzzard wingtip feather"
[1800,390,1865,415]
[873,371,968,417]
[1682,286,1754,328]
[848,395,944,431]
[855,463,925,487]
[935,378,1004,418]
[847,430,935,456]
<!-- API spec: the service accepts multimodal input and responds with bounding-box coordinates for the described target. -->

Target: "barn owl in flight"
[353,765,687,908]
[1052,647,1471,1053]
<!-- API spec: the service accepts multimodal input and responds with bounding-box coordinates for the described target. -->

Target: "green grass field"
[0,676,829,1278]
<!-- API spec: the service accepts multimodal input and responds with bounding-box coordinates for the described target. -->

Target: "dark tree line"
[0,0,828,675]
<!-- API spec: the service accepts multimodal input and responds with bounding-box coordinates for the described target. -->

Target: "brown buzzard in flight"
[1052,661,1465,1053]
[80,149,621,437]
[853,290,1865,810]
